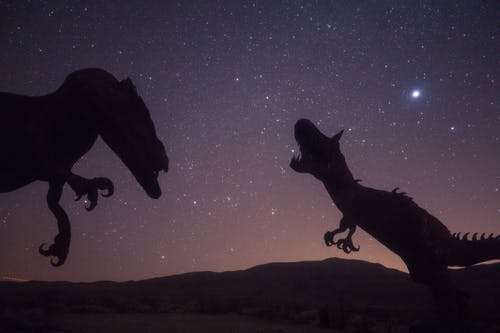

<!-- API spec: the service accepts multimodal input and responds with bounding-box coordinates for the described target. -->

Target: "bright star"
[411,90,421,98]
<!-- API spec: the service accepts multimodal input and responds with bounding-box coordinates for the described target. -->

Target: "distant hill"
[1,258,499,328]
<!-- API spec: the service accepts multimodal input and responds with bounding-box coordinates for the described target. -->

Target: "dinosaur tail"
[446,232,500,267]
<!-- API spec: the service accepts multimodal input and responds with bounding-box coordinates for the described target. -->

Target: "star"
[411,90,421,98]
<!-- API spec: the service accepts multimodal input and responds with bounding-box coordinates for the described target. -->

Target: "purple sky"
[0,1,498,281]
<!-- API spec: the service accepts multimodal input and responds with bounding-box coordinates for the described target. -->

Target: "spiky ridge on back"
[452,232,499,242]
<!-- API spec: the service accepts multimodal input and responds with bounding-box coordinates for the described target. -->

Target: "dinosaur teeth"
[292,152,302,163]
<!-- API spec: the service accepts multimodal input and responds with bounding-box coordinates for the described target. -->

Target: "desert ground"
[3,312,343,333]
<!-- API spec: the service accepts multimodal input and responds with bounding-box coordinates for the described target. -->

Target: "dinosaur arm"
[66,173,114,211]
[324,216,349,246]
[336,224,360,253]
[32,130,113,211]
[323,216,360,253]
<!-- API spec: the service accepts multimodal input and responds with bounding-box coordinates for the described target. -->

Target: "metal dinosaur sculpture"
[290,118,500,332]
[0,68,169,266]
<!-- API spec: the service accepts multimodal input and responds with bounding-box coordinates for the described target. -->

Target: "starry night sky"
[0,1,498,282]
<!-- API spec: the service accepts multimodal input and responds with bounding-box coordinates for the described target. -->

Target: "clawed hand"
[73,177,114,211]
[335,237,360,253]
[324,230,341,247]
[324,230,360,254]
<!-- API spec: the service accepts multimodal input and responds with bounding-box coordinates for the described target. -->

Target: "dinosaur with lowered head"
[0,68,169,266]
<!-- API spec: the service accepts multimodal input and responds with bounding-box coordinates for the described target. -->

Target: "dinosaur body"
[0,90,99,191]
[290,118,500,332]
[0,68,169,266]
[325,181,499,281]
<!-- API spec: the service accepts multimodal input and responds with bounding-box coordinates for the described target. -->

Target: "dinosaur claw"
[85,189,98,211]
[324,225,359,253]
[102,190,113,197]
[50,257,63,267]
[324,231,332,246]
[38,233,70,267]
[39,242,50,255]
[93,177,114,197]
[72,177,114,211]
[335,237,360,253]
[324,231,338,247]
[100,179,114,197]
[85,202,97,211]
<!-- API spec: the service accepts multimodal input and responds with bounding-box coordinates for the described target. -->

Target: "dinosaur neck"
[320,155,357,211]
[51,87,98,132]
[42,88,99,163]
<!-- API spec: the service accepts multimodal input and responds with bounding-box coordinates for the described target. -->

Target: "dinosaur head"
[68,69,169,199]
[290,119,344,178]
[102,77,169,199]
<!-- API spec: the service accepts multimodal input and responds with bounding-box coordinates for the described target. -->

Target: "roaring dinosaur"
[0,68,169,266]
[290,118,500,332]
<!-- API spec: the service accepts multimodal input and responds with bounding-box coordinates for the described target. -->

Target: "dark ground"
[1,258,499,333]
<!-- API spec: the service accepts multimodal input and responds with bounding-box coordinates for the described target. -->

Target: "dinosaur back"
[447,233,500,267]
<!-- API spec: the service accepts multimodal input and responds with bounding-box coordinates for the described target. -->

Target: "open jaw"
[289,119,331,174]
[290,126,328,174]
[290,141,315,173]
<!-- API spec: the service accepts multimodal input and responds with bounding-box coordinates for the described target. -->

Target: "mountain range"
[1,258,498,328]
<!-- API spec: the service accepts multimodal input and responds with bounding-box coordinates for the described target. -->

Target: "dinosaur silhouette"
[290,118,500,332]
[0,68,169,266]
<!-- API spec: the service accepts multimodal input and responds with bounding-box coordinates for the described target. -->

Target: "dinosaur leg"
[39,180,71,267]
[430,269,469,333]
[324,217,360,253]
[67,173,114,211]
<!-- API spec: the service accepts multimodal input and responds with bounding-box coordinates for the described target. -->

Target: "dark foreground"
[1,258,499,332]
[1,313,338,333]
